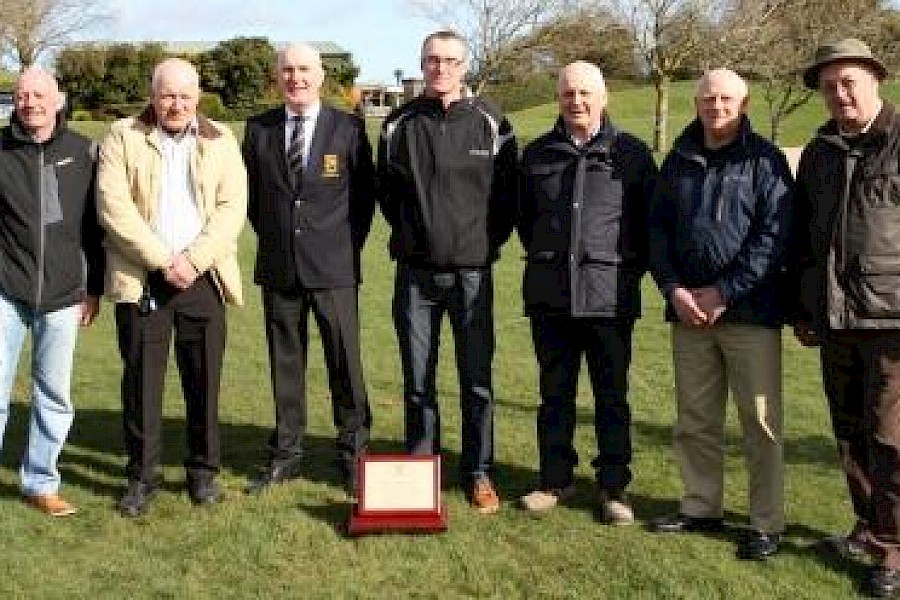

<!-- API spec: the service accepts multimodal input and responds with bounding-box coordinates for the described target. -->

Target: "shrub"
[484,74,557,113]
[70,108,93,121]
[198,93,232,121]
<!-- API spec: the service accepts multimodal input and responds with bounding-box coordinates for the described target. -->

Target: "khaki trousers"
[672,323,784,534]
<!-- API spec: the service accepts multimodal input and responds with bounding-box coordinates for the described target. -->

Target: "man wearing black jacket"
[243,43,375,495]
[377,30,517,513]
[0,67,104,516]
[517,62,656,523]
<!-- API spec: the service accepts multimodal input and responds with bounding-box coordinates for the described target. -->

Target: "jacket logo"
[469,149,490,157]
[322,154,339,178]
[55,157,74,167]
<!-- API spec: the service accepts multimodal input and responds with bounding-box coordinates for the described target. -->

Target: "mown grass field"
[1,80,899,599]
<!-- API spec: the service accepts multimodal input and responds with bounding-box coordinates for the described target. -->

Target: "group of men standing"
[0,29,898,595]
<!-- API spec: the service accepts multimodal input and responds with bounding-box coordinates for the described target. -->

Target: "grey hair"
[151,58,200,93]
[420,30,469,64]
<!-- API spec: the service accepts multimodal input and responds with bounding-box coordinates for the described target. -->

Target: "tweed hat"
[803,38,888,89]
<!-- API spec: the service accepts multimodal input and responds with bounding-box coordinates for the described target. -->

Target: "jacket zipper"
[570,149,586,314]
[715,183,724,221]
[35,146,46,308]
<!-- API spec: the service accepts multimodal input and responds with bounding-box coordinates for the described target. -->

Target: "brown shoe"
[598,489,633,525]
[470,476,500,514]
[25,493,78,517]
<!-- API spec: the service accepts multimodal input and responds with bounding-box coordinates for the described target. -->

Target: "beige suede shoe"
[598,490,634,525]
[519,485,577,513]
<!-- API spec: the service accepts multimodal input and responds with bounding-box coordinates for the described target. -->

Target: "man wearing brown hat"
[793,38,900,597]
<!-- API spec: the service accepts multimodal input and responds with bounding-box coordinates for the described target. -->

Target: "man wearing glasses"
[376,30,518,514]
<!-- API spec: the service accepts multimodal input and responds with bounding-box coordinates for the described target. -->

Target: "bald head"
[278,43,323,71]
[694,68,749,148]
[14,67,64,142]
[558,61,607,144]
[150,58,200,134]
[277,43,325,111]
[695,68,748,101]
[559,61,606,96]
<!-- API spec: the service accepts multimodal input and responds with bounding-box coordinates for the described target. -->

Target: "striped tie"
[288,115,307,182]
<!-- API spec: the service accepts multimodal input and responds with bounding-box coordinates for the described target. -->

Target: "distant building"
[356,83,404,117]
[159,40,352,63]
[352,77,425,118]
[69,40,352,63]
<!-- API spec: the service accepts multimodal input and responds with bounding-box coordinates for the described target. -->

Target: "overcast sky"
[89,0,439,83]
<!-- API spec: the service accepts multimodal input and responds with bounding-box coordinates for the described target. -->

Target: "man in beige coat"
[97,58,246,517]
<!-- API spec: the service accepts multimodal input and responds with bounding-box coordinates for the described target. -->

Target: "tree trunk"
[654,73,670,152]
[770,111,781,145]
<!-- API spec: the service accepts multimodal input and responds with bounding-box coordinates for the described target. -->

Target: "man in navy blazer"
[242,42,375,495]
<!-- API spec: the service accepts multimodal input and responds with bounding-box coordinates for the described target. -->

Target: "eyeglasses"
[424,55,464,69]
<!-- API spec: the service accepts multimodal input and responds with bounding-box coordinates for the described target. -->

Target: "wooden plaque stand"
[348,454,448,536]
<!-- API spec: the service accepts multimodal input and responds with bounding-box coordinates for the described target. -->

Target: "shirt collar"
[566,121,604,148]
[158,118,198,143]
[285,101,321,124]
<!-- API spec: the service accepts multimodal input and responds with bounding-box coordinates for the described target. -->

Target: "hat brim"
[803,56,888,89]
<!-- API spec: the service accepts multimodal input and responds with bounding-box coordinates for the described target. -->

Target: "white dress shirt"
[284,101,321,169]
[155,122,203,255]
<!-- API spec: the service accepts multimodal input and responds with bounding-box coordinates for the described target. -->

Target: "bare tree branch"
[410,0,573,94]
[0,0,112,69]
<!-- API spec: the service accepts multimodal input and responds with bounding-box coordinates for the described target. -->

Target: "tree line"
[1,0,898,144]
[418,0,899,146]
[51,38,358,120]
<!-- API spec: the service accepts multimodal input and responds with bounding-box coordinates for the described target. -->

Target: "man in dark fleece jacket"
[0,67,104,517]
[376,30,517,514]
[648,69,793,561]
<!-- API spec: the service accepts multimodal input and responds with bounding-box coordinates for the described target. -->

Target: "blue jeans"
[393,264,495,479]
[0,292,80,495]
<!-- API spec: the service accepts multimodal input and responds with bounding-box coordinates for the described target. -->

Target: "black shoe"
[737,531,780,560]
[187,476,220,506]
[870,567,900,598]
[245,461,302,495]
[118,480,156,518]
[649,513,725,533]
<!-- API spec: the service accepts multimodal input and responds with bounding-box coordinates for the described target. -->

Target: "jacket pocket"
[849,254,900,318]
[523,250,568,312]
[576,250,636,315]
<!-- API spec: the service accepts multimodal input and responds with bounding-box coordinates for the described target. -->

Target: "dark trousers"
[262,286,370,476]
[529,313,634,492]
[822,329,900,567]
[115,274,226,484]
[393,264,495,479]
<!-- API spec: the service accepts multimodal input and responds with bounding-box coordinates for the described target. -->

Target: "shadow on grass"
[0,403,561,528]
[0,401,846,545]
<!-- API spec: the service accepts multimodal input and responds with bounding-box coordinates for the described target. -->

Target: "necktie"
[288,115,307,181]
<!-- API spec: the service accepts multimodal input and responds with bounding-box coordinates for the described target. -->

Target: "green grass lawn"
[1,82,896,598]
